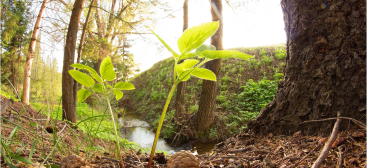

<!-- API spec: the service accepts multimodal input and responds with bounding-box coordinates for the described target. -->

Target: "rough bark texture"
[62,0,85,123]
[247,0,366,136]
[195,0,223,133]
[174,0,189,125]
[21,0,48,105]
[74,0,94,107]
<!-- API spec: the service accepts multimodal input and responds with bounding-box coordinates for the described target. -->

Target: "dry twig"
[311,112,342,168]
[301,116,366,130]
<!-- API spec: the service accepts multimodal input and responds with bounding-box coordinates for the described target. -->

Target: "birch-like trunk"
[21,0,48,105]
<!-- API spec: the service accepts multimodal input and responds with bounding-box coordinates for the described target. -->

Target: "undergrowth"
[125,44,287,142]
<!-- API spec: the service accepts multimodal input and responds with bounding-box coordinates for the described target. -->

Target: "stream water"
[118,113,216,155]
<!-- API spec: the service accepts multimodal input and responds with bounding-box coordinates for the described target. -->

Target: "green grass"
[35,101,140,150]
[125,44,287,141]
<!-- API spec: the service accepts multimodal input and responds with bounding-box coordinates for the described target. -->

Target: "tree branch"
[311,112,342,168]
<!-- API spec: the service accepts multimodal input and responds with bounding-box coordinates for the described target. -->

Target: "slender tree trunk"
[195,0,223,133]
[174,0,189,126]
[247,0,366,135]
[21,0,48,105]
[22,0,47,105]
[74,0,95,107]
[10,38,17,87]
[62,0,86,123]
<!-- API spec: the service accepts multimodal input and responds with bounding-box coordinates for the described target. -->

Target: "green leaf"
[179,52,196,61]
[176,64,184,76]
[151,30,179,59]
[8,126,19,139]
[112,89,123,100]
[29,139,37,160]
[202,50,254,60]
[191,68,217,81]
[177,22,219,54]
[71,63,103,82]
[69,70,95,87]
[77,89,91,103]
[107,84,113,90]
[114,82,135,90]
[175,64,189,81]
[92,84,104,93]
[179,70,191,81]
[196,44,216,55]
[8,153,33,164]
[100,56,116,81]
[180,59,199,70]
[0,149,17,168]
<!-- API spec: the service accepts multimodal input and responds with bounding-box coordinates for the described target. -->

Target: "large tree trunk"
[21,0,48,105]
[174,0,189,126]
[74,0,94,107]
[195,0,223,133]
[247,0,366,136]
[62,0,85,123]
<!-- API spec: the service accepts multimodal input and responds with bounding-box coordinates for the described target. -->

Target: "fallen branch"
[301,116,366,130]
[57,122,68,135]
[311,112,342,168]
[228,147,253,153]
[289,143,321,168]
[200,155,261,160]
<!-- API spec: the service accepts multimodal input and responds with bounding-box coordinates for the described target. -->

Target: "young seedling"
[147,21,253,167]
[69,57,135,167]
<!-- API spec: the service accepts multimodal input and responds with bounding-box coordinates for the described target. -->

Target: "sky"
[131,0,286,72]
[36,0,286,73]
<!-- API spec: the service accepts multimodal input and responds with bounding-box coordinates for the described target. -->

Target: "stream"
[118,113,216,155]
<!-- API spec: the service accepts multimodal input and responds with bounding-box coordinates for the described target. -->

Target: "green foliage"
[275,49,286,60]
[260,55,273,65]
[69,56,135,161]
[1,0,30,84]
[273,72,284,81]
[259,49,267,56]
[209,128,217,139]
[220,75,231,85]
[178,22,219,55]
[148,21,253,165]
[216,95,227,104]
[238,79,278,112]
[216,78,279,135]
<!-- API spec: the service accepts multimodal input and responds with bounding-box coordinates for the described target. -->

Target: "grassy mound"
[122,44,287,142]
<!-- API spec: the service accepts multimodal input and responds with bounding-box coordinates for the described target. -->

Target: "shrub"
[275,49,286,60]
[261,55,273,65]
[216,95,227,104]
[209,128,217,139]
[221,75,231,85]
[259,49,267,56]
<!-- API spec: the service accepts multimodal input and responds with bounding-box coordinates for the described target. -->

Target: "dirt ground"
[1,96,366,167]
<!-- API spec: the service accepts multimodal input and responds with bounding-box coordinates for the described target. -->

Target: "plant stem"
[147,83,178,168]
[105,95,124,167]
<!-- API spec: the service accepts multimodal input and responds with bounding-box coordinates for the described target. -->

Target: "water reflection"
[119,113,216,155]
[119,113,176,154]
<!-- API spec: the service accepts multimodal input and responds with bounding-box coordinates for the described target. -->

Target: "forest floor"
[1,96,366,168]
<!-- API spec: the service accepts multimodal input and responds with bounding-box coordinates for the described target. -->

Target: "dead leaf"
[331,137,347,148]
[318,138,328,145]
[352,131,365,138]
[292,131,302,137]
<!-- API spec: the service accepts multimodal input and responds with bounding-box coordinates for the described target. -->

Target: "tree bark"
[195,0,223,133]
[247,0,366,135]
[21,0,48,105]
[174,0,189,126]
[62,0,85,123]
[74,0,95,107]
